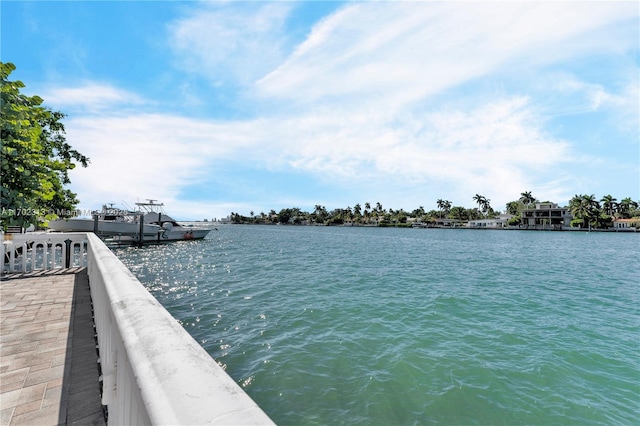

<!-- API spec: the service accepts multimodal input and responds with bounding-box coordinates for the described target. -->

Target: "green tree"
[519,191,536,209]
[345,206,353,221]
[466,207,482,220]
[363,202,371,223]
[507,216,521,226]
[505,201,520,215]
[312,204,328,224]
[569,194,601,229]
[290,207,303,224]
[449,206,466,223]
[473,194,484,209]
[618,197,638,218]
[472,194,491,217]
[1,62,89,230]
[354,203,361,216]
[600,195,617,216]
[277,208,292,224]
[412,206,425,220]
[436,199,451,219]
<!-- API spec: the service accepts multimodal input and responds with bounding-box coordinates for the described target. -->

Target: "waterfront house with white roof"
[467,214,514,228]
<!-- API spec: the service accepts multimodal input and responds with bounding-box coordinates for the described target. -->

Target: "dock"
[0,269,105,425]
[2,232,274,425]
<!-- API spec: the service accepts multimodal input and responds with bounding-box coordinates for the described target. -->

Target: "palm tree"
[570,194,600,229]
[618,197,638,218]
[473,194,491,216]
[473,194,484,209]
[482,198,491,215]
[443,200,451,213]
[519,191,535,209]
[600,195,617,216]
[313,205,327,224]
[437,199,451,219]
[569,194,583,226]
[354,204,362,223]
[363,202,371,223]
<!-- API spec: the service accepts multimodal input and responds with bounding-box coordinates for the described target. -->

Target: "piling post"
[138,214,145,247]
[64,238,72,268]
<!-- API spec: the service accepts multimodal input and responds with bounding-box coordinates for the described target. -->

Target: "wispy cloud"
[41,84,145,112]
[167,2,293,87]
[57,1,638,217]
[544,71,639,120]
[256,2,635,108]
[65,91,567,215]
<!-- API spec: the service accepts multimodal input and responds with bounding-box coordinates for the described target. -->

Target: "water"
[113,226,640,425]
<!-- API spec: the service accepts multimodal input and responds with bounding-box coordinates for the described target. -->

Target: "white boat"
[134,200,211,241]
[48,201,211,242]
[49,205,161,236]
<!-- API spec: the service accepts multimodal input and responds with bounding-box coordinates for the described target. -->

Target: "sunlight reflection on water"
[114,226,640,425]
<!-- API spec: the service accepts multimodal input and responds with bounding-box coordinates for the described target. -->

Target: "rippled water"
[113,225,639,425]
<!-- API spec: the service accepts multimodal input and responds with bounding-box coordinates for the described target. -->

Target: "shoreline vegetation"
[226,192,640,231]
[1,62,89,232]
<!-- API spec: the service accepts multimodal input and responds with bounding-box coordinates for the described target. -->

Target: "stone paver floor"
[0,269,105,425]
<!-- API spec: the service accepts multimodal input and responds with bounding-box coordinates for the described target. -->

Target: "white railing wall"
[2,231,274,425]
[85,233,274,425]
[2,232,88,272]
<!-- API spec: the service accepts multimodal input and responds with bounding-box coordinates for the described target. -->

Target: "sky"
[3,1,639,220]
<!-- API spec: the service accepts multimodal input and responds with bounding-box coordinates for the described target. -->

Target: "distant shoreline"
[220,222,639,233]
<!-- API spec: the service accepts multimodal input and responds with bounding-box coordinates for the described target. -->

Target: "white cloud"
[168,2,292,87]
[66,114,226,212]
[549,72,634,111]
[260,96,570,207]
[256,1,636,109]
[60,1,638,217]
[66,93,567,213]
[41,84,144,112]
[539,68,640,139]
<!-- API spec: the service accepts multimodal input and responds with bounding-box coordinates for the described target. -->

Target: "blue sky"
[3,1,638,220]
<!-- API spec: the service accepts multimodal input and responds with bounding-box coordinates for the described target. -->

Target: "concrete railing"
[1,232,88,272]
[3,231,274,425]
[85,233,274,425]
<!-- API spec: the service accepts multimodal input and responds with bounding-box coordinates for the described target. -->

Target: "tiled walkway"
[0,269,105,425]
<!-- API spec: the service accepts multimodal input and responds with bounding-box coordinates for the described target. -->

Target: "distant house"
[431,218,463,227]
[521,203,572,230]
[612,218,639,230]
[467,214,514,228]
